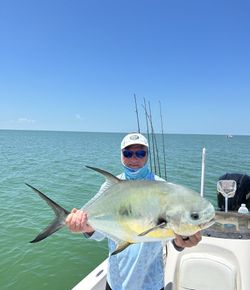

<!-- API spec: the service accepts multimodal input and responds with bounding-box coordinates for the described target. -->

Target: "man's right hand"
[65,208,94,234]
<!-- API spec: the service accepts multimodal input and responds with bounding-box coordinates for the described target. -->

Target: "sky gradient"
[0,0,249,135]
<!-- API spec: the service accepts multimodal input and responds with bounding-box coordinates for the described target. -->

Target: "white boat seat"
[177,253,237,290]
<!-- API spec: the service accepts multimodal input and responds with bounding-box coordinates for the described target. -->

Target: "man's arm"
[172,232,202,251]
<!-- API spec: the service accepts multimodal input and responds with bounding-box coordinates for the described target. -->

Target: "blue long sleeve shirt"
[87,171,165,290]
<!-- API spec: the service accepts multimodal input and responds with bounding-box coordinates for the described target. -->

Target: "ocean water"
[0,130,249,290]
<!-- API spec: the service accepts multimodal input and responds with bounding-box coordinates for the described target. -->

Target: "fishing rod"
[134,94,141,133]
[134,95,167,179]
[148,101,161,177]
[159,100,167,180]
[141,101,161,176]
[143,97,152,172]
[141,102,157,174]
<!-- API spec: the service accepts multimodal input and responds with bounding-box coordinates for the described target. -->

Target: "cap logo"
[130,135,139,140]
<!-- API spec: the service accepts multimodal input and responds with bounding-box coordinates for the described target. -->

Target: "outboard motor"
[217,173,250,211]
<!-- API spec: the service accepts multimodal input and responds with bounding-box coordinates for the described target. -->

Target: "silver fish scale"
[86,180,215,243]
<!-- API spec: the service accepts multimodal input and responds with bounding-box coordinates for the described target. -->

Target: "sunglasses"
[122,149,147,159]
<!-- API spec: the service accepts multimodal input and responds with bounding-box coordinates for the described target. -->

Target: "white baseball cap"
[121,133,149,149]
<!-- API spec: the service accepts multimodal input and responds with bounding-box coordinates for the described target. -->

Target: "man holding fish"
[66,133,203,290]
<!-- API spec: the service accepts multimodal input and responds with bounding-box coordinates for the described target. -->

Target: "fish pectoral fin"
[138,222,167,237]
[111,241,133,255]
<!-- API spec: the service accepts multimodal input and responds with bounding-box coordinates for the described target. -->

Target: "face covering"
[121,152,154,180]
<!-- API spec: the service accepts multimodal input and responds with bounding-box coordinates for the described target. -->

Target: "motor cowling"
[217,173,250,211]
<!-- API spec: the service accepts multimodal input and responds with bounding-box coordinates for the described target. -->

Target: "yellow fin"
[111,241,133,255]
[138,221,167,237]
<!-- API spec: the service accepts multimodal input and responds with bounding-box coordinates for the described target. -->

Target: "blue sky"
[0,0,249,135]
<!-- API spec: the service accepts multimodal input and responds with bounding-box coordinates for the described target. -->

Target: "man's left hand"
[174,232,202,248]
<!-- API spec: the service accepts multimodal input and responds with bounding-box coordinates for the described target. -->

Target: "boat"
[73,99,250,289]
[72,215,250,290]
[164,211,250,290]
[72,176,250,290]
[72,258,107,290]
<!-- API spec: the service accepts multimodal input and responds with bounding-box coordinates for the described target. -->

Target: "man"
[66,133,201,290]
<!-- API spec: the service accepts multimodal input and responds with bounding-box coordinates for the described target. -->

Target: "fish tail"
[26,183,70,243]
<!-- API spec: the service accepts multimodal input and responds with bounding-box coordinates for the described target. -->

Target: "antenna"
[200,148,206,197]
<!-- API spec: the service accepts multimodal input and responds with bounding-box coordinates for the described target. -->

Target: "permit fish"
[27,166,215,254]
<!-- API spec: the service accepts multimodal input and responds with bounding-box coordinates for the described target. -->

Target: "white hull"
[72,258,108,290]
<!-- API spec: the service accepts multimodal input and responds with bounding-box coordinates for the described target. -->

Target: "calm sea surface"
[0,130,249,290]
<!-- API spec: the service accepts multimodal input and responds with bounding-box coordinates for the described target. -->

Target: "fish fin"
[138,222,167,237]
[26,183,70,243]
[30,217,65,243]
[81,175,119,211]
[111,241,133,255]
[86,166,121,185]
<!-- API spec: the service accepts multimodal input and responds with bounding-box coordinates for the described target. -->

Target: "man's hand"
[174,232,202,248]
[65,208,94,234]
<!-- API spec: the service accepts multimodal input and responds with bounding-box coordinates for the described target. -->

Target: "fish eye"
[190,212,200,220]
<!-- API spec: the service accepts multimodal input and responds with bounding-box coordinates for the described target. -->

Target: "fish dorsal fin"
[111,241,133,255]
[82,166,121,211]
[86,166,121,186]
